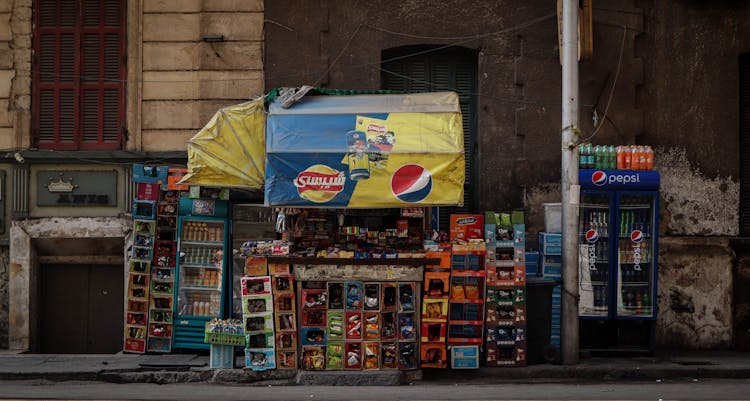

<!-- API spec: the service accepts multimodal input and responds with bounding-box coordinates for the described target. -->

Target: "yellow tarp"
[179,99,266,189]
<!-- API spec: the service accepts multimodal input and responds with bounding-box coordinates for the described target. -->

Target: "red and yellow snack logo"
[293,165,346,203]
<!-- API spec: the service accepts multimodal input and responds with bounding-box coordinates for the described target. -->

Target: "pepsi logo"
[630,230,644,243]
[592,171,607,186]
[585,229,599,243]
[391,164,433,203]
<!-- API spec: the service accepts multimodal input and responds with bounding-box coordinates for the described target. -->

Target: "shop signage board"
[265,92,465,208]
[36,170,117,206]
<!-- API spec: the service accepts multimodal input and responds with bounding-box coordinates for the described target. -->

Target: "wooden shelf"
[265,256,441,266]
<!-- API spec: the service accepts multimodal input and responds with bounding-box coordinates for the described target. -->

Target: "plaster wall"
[656,237,733,349]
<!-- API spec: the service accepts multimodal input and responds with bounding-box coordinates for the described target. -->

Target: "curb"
[3,365,750,385]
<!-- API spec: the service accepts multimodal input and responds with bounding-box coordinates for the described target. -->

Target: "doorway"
[39,264,123,353]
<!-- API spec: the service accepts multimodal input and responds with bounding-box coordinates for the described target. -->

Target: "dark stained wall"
[264,0,646,212]
[265,0,750,349]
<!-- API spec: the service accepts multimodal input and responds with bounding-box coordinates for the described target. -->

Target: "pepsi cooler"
[577,169,659,352]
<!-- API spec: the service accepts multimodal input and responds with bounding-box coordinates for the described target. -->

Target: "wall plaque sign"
[37,170,118,207]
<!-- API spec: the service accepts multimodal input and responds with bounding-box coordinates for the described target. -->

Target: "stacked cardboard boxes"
[484,211,527,366]
[539,232,562,349]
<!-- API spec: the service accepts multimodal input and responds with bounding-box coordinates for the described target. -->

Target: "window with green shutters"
[32,0,126,150]
[381,46,478,229]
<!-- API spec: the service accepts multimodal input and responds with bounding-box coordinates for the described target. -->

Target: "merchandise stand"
[147,187,183,353]
[283,259,428,371]
[125,176,161,353]
[241,272,276,370]
[484,211,527,366]
[269,262,298,369]
[420,250,451,368]
[446,214,486,369]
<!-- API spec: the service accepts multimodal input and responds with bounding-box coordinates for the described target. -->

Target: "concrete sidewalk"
[0,350,748,385]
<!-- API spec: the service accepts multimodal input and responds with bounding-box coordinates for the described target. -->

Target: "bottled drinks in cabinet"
[577,169,660,351]
[173,198,231,350]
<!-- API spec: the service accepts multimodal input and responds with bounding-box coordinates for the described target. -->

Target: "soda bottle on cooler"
[645,145,654,170]
[591,145,602,169]
[623,145,632,169]
[630,145,640,170]
[638,145,647,170]
[578,143,588,169]
[616,146,624,169]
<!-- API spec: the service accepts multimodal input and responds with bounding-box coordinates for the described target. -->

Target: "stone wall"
[137,0,265,151]
[1,0,31,151]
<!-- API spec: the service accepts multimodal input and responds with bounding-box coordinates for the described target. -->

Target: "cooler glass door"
[578,192,612,318]
[176,218,226,318]
[615,193,655,318]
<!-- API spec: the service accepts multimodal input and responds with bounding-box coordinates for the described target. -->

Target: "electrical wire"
[313,22,364,87]
[379,66,596,108]
[371,12,555,41]
[581,25,627,142]
[32,13,556,85]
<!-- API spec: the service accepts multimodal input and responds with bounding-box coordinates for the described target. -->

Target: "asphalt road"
[1,378,750,400]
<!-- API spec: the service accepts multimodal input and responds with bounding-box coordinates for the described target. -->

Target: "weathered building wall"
[1,0,31,151]
[137,0,265,151]
[656,147,739,236]
[656,237,733,349]
[265,0,749,349]
[264,0,644,210]
[9,217,131,351]
[0,247,8,348]
[734,243,750,351]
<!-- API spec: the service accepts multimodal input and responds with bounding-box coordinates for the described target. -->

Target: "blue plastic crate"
[539,232,562,255]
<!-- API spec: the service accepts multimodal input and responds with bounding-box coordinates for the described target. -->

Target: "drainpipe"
[560,0,580,365]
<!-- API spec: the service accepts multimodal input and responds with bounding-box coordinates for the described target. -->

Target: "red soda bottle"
[645,146,654,170]
[623,145,632,170]
[616,146,624,169]
[638,146,646,170]
[630,145,640,170]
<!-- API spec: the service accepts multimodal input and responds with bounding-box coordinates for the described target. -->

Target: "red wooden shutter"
[33,0,125,150]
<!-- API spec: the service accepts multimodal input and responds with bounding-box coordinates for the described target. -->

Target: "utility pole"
[560,0,580,365]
